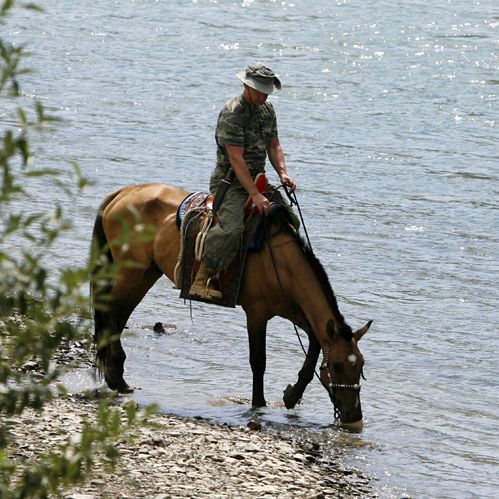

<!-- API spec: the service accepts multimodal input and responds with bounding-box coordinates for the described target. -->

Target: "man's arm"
[267,137,296,192]
[225,144,271,215]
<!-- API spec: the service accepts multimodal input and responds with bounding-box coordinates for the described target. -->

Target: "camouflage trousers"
[203,171,300,272]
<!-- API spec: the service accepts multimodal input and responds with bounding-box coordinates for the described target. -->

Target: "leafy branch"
[0,2,154,496]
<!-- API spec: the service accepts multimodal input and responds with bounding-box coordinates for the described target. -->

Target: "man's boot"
[189,263,223,300]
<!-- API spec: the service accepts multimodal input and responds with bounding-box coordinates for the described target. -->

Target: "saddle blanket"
[176,191,213,230]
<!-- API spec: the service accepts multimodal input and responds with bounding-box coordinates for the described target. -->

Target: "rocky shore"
[6,394,374,498]
[3,313,374,498]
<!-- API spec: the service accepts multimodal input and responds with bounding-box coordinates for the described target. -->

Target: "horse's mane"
[268,209,353,341]
[300,240,353,340]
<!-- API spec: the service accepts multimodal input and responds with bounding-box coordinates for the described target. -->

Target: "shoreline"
[6,393,374,498]
[3,318,374,498]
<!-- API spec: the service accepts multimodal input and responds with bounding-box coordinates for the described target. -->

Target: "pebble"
[6,395,374,498]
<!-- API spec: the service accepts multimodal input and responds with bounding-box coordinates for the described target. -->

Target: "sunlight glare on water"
[6,1,499,497]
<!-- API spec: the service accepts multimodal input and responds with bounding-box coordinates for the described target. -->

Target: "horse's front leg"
[283,328,321,409]
[246,316,267,407]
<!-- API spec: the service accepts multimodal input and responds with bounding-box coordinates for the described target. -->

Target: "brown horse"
[90,183,372,425]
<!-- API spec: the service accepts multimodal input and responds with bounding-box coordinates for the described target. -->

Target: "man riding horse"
[90,63,372,423]
[189,62,300,300]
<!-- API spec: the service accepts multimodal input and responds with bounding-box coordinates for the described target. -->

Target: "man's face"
[247,86,269,106]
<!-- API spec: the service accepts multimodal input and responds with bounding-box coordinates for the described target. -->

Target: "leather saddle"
[175,174,274,307]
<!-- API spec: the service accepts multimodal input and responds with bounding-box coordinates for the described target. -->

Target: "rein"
[270,185,361,420]
[282,185,313,250]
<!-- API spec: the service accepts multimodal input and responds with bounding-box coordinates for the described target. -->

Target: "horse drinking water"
[90,183,371,425]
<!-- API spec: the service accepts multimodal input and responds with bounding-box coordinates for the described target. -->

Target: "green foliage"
[0,2,154,496]
[0,399,156,498]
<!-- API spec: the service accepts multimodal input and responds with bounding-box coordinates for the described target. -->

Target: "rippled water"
[4,1,499,497]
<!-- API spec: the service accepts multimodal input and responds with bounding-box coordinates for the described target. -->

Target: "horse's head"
[320,319,372,427]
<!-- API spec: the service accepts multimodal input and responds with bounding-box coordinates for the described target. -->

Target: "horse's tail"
[90,190,121,368]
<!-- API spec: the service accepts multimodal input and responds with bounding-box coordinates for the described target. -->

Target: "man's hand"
[280,174,296,192]
[251,191,271,215]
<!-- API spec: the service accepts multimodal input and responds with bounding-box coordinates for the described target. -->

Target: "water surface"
[4,1,498,497]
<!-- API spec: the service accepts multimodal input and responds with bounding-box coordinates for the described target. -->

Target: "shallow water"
[4,1,499,497]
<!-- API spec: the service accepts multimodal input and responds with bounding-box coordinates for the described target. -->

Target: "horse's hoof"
[117,383,134,394]
[106,377,134,394]
[251,399,267,408]
[283,384,302,409]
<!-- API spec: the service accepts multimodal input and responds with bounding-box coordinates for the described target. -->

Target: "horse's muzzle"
[340,418,364,433]
[338,403,363,427]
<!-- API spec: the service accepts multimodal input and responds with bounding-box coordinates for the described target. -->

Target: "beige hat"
[236,62,281,95]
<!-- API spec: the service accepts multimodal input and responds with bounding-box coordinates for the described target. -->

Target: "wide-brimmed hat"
[236,62,281,95]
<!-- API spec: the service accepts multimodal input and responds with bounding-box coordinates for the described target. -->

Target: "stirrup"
[206,276,222,298]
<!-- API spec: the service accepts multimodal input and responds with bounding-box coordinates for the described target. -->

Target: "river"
[3,1,498,497]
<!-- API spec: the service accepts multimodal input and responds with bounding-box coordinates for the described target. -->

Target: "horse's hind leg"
[95,294,134,393]
[104,319,130,393]
[283,330,320,409]
[101,297,137,393]
[101,265,162,393]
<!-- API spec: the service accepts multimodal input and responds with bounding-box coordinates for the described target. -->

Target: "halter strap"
[320,361,361,390]
[320,342,361,420]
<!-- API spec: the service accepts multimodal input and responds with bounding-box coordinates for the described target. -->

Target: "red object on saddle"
[244,173,269,217]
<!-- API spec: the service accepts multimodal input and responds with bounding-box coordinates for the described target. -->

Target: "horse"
[90,183,372,425]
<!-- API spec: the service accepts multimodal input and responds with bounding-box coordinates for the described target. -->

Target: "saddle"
[174,174,272,308]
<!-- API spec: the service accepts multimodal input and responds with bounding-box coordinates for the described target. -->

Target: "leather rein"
[268,185,362,421]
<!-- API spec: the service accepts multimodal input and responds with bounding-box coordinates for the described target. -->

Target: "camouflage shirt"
[215,94,278,175]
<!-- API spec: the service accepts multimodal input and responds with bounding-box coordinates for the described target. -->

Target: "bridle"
[319,341,362,420]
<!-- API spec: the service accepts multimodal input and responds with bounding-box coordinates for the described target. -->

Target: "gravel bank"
[6,394,374,498]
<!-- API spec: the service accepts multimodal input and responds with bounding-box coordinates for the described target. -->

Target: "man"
[190,62,299,300]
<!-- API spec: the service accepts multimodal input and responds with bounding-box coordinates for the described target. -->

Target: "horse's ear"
[327,319,335,340]
[354,320,373,343]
